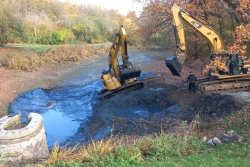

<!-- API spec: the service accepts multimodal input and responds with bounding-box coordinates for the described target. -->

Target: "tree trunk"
[33,25,36,44]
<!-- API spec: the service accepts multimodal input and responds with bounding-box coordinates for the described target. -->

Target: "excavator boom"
[166,4,224,77]
[166,4,250,94]
[171,4,224,54]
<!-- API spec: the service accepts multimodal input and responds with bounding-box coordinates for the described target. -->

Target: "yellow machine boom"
[166,4,250,93]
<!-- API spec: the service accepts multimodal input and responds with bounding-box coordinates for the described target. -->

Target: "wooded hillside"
[0,0,249,59]
[0,0,139,46]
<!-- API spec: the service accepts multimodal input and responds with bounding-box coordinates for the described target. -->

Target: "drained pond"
[8,50,245,148]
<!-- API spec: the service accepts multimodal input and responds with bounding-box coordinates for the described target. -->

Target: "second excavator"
[165,4,250,93]
[99,25,143,98]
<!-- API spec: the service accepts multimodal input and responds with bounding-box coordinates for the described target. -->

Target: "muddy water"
[9,50,169,147]
[9,82,102,147]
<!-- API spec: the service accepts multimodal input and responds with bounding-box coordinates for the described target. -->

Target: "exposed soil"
[1,47,248,147]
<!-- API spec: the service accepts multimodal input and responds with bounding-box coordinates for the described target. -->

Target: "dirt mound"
[186,93,245,121]
[166,86,245,122]
[167,88,201,109]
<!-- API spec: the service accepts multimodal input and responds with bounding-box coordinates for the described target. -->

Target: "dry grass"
[45,126,207,166]
[7,54,42,71]
[46,136,143,165]
[42,44,96,64]
[6,44,97,71]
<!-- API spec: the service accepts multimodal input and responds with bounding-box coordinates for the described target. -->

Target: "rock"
[207,137,222,146]
[202,136,207,142]
[213,137,222,145]
[207,139,215,146]
[227,130,237,137]
[212,113,217,117]
[220,130,244,143]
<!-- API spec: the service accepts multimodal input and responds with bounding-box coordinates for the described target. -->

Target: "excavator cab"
[208,53,245,76]
[228,54,245,75]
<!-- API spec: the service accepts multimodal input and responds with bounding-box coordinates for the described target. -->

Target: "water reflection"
[43,109,80,147]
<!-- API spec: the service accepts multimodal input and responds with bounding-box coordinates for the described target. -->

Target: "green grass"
[19,44,57,53]
[141,105,250,167]
[43,133,208,167]
[141,139,250,167]
[28,81,43,90]
[0,103,9,117]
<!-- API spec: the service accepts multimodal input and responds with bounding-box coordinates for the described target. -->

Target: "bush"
[7,54,42,71]
[49,31,66,45]
[37,35,50,45]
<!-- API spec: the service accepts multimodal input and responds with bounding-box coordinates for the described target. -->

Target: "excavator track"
[198,77,250,93]
[100,81,144,99]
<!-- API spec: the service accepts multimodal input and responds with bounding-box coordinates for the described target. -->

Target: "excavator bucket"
[165,56,182,77]
[119,67,141,81]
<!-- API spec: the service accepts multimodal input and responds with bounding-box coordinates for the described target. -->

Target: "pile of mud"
[167,88,245,122]
[186,93,245,121]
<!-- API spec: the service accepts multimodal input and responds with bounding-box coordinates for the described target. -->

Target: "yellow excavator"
[99,25,143,98]
[165,3,250,93]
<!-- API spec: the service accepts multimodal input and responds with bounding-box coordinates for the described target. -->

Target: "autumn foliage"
[135,0,250,59]
[227,25,250,56]
[205,56,229,76]
[227,0,250,57]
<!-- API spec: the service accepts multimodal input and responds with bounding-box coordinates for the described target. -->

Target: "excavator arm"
[108,25,132,77]
[166,4,224,76]
[166,4,250,94]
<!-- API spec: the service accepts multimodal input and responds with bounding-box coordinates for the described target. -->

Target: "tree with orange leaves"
[226,0,250,57]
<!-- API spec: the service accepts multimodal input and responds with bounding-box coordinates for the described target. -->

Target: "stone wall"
[0,113,49,162]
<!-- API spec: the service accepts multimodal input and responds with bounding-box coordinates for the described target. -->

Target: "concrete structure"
[0,113,49,162]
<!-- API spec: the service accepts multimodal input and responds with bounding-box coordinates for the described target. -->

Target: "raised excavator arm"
[166,4,250,94]
[107,25,133,77]
[100,25,143,98]
[166,3,224,76]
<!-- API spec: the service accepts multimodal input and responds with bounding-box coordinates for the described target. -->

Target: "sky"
[61,0,142,16]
